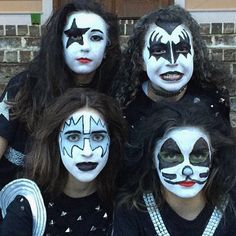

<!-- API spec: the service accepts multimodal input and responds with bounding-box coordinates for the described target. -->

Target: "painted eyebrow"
[91,130,108,134]
[91,29,104,34]
[64,130,81,135]
[161,138,181,152]
[191,138,209,152]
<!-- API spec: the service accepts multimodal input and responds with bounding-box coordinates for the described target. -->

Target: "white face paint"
[62,11,108,75]
[142,23,194,92]
[59,108,110,183]
[154,127,211,198]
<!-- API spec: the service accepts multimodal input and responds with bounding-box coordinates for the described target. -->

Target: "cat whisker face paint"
[62,11,108,74]
[59,108,110,183]
[142,23,194,92]
[154,127,212,198]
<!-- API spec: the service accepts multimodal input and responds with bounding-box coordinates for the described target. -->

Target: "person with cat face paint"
[113,101,236,236]
[0,88,126,235]
[0,0,121,190]
[111,5,230,144]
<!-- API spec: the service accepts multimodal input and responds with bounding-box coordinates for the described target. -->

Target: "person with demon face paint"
[111,5,230,139]
[113,101,236,236]
[0,0,121,190]
[0,88,126,235]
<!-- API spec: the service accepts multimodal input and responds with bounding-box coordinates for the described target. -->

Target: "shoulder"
[2,71,28,99]
[185,85,230,121]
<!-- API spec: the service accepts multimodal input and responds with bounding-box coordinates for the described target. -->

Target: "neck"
[73,71,96,87]
[144,81,187,102]
[163,190,206,220]
[64,174,97,198]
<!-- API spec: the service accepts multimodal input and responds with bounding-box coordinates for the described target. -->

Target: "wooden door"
[53,0,174,18]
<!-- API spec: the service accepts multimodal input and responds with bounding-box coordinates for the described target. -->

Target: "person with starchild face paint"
[0,88,126,235]
[112,101,236,236]
[111,5,230,132]
[0,0,121,189]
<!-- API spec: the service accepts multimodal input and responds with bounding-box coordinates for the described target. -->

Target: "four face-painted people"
[0,2,234,235]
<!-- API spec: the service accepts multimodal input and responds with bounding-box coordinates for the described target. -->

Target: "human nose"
[182,165,193,177]
[167,48,178,67]
[81,139,93,157]
[80,38,90,52]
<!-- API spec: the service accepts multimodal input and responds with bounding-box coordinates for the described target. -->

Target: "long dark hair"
[112,5,227,108]
[23,88,126,210]
[118,100,236,214]
[12,0,121,131]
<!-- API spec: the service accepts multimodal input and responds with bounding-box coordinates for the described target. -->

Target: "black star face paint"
[142,23,194,92]
[64,18,90,48]
[62,11,108,75]
[59,108,110,183]
[154,127,211,198]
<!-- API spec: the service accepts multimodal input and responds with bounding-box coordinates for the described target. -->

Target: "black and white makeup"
[154,127,211,198]
[62,11,108,75]
[142,23,194,92]
[59,108,110,183]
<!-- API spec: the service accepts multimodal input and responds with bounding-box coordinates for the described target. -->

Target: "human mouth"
[179,181,195,187]
[160,72,183,81]
[77,58,92,64]
[76,162,98,171]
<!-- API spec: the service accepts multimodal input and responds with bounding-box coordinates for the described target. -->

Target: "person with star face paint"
[0,88,126,235]
[0,0,121,190]
[113,101,236,236]
[111,5,230,139]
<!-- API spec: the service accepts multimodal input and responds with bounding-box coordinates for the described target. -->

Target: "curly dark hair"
[118,100,236,214]
[12,0,121,131]
[23,88,126,211]
[112,5,226,108]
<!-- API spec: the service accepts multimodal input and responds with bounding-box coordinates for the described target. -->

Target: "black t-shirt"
[124,85,230,132]
[1,192,112,236]
[113,197,236,236]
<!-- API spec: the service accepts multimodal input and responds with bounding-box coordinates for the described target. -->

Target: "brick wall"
[0,25,41,91]
[0,21,236,126]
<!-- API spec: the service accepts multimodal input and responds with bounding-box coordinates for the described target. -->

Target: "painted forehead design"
[61,112,107,134]
[158,127,210,152]
[59,112,109,157]
[147,23,192,63]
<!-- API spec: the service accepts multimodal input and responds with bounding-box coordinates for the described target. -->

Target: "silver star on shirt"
[0,92,9,120]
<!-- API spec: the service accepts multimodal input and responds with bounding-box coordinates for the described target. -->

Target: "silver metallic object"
[0,178,46,236]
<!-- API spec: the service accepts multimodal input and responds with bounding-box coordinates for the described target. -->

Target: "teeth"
[162,73,182,80]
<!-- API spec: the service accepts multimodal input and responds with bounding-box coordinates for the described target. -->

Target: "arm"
[0,195,33,236]
[0,136,8,159]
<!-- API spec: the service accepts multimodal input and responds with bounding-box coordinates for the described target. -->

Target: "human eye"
[159,151,183,163]
[175,42,190,54]
[149,43,167,56]
[66,133,81,142]
[91,133,105,142]
[190,152,209,164]
[90,34,104,42]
